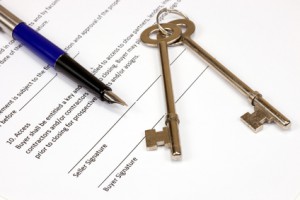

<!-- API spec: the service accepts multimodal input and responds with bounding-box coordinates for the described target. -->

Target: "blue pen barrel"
[12,22,65,67]
[0,5,124,105]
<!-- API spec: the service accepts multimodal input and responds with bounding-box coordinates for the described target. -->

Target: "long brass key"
[168,19,290,132]
[140,23,182,160]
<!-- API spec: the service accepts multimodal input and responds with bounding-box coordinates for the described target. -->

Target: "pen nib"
[103,91,127,106]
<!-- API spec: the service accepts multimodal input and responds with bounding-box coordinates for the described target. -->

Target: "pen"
[0,5,127,106]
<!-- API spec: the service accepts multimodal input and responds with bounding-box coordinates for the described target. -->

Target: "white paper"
[0,0,300,200]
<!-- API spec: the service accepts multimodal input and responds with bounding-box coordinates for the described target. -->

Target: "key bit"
[145,127,171,150]
[241,108,270,133]
[166,18,291,132]
[141,23,182,160]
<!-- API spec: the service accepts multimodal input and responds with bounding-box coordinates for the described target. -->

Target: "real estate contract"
[0,0,300,200]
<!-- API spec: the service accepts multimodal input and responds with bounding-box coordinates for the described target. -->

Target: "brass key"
[167,18,290,132]
[141,23,182,160]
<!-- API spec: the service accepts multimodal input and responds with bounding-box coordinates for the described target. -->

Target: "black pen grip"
[55,54,112,99]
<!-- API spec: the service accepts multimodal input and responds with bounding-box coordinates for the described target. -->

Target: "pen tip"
[103,91,128,106]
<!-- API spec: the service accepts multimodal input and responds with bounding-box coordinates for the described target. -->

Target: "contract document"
[0,0,300,200]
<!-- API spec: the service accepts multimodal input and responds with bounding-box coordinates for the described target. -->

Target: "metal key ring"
[140,23,182,47]
[156,8,189,36]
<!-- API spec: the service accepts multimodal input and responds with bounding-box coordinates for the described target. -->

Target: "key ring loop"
[156,8,189,36]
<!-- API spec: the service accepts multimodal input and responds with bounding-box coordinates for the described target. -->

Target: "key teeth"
[241,112,264,133]
[145,128,170,151]
[240,106,275,133]
[146,146,158,151]
[145,129,158,151]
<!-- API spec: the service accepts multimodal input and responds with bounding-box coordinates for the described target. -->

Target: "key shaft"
[169,19,290,132]
[159,40,181,158]
[184,36,254,98]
